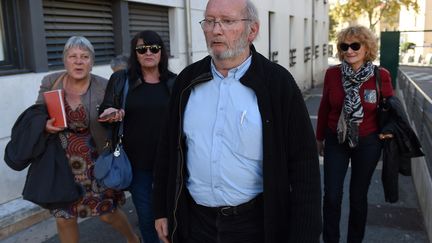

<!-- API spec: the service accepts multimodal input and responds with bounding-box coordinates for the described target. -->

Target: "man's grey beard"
[208,34,249,60]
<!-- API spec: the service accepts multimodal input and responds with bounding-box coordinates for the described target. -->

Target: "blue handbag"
[94,78,132,190]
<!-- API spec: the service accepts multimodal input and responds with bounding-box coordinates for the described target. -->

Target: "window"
[289,16,296,67]
[304,18,311,63]
[0,0,23,74]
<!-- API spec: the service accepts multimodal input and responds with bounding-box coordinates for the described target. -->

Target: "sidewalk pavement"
[1,195,139,243]
[1,84,429,243]
[305,84,428,243]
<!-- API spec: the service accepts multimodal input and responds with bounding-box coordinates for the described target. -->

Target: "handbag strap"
[117,75,129,140]
[374,65,383,103]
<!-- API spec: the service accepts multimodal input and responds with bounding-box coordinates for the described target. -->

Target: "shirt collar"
[210,55,252,81]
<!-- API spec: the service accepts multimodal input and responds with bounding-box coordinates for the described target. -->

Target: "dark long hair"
[128,30,173,83]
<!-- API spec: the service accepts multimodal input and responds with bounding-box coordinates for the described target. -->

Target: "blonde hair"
[336,25,378,62]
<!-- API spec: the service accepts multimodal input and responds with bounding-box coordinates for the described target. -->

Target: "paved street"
[399,65,432,99]
[2,68,431,243]
[2,195,140,243]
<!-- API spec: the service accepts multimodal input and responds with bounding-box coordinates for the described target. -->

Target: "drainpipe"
[184,0,193,65]
[311,0,315,88]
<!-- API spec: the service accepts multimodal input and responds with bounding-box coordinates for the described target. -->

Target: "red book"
[43,89,67,128]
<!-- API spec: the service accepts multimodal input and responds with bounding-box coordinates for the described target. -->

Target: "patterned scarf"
[337,60,375,148]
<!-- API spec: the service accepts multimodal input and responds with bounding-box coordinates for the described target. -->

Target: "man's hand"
[155,218,170,243]
[45,118,65,134]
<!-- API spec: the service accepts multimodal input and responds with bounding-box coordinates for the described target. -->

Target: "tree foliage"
[330,0,419,31]
[400,42,416,52]
[329,10,338,41]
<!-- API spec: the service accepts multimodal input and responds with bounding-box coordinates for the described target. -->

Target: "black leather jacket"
[99,70,176,146]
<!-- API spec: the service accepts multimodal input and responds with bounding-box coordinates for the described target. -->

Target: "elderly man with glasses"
[152,1,322,243]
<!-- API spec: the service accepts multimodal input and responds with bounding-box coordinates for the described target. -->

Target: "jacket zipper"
[171,73,212,242]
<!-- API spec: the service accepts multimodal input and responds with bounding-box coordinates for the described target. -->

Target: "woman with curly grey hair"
[99,30,176,243]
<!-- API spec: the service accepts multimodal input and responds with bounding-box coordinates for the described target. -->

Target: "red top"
[316,65,394,141]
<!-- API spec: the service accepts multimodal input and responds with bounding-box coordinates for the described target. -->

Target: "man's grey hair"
[110,55,129,71]
[63,36,95,65]
[244,0,259,24]
[244,0,259,34]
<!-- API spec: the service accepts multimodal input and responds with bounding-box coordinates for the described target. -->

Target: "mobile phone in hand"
[98,112,116,122]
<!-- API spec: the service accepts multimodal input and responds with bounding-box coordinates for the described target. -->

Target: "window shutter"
[43,0,114,69]
[128,2,170,55]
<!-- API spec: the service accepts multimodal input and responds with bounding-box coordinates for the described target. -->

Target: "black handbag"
[94,78,132,190]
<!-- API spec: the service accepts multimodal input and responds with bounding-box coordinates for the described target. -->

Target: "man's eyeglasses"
[135,45,161,54]
[339,42,361,52]
[199,19,251,31]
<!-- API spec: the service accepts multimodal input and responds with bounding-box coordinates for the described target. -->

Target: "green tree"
[400,42,416,52]
[329,10,338,41]
[330,0,419,31]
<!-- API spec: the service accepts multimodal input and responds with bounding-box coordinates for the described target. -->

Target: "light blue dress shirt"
[183,56,263,207]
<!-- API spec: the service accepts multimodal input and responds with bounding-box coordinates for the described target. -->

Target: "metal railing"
[397,69,432,175]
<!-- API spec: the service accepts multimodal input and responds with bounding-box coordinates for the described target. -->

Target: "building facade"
[0,0,329,237]
[399,0,432,64]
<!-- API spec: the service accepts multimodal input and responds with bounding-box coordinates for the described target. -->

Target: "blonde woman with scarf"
[316,25,393,243]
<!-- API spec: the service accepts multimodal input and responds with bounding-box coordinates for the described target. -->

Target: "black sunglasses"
[339,42,361,52]
[135,45,161,54]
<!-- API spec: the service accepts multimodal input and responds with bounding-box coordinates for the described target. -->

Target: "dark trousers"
[322,132,382,243]
[188,196,264,243]
[128,169,159,243]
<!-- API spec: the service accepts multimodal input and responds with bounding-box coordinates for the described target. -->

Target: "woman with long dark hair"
[99,30,176,243]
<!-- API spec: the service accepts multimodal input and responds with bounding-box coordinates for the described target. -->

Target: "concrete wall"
[411,157,432,242]
[0,0,328,205]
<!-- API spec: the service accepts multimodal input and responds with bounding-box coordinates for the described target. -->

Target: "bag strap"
[374,65,383,102]
[166,76,175,94]
[117,77,129,141]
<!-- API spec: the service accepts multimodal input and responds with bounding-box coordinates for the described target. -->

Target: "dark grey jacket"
[98,69,176,147]
[380,96,424,203]
[4,104,81,209]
